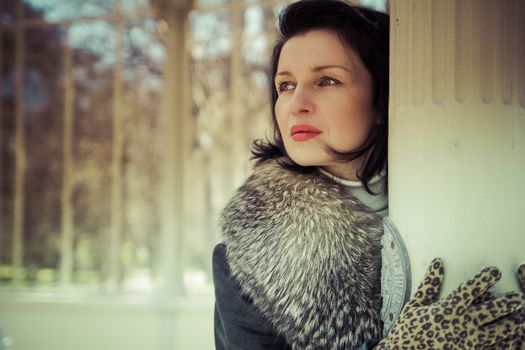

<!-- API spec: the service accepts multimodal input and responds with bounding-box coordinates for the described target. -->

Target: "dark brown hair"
[252,0,389,194]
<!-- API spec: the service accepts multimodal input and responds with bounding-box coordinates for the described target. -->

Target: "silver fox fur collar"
[220,159,384,349]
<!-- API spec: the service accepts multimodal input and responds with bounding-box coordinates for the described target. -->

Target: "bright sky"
[23,0,164,77]
[20,0,386,78]
[26,0,149,21]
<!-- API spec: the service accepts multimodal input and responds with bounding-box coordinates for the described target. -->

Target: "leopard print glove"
[471,262,525,349]
[486,262,525,350]
[374,258,525,350]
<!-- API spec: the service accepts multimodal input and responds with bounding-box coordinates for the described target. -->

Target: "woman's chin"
[287,155,329,167]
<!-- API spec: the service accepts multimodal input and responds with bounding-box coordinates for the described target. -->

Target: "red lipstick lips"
[290,124,321,141]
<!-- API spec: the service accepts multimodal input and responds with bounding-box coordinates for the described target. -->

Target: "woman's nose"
[290,88,314,116]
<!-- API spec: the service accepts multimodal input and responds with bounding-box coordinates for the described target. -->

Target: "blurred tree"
[1,1,64,284]
[1,0,164,287]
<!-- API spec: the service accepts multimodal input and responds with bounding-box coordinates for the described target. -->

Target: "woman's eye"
[277,81,295,92]
[317,76,341,87]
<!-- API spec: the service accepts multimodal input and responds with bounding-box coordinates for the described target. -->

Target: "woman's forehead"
[278,30,364,76]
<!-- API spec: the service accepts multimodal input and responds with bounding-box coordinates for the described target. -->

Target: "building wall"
[389,0,525,295]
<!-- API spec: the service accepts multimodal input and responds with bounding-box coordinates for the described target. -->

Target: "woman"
[213,1,525,349]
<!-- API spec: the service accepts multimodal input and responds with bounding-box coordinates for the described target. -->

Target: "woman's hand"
[374,258,525,350]
[485,262,525,349]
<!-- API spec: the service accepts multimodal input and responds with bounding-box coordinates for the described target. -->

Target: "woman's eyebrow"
[314,64,360,81]
[276,65,353,77]
[311,64,351,72]
[275,71,291,77]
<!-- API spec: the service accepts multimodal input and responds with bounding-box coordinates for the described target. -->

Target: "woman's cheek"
[275,103,287,134]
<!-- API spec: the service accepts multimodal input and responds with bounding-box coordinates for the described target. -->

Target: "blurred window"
[0,0,166,294]
[0,0,386,296]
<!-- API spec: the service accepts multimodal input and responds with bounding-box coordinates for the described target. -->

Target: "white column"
[156,0,192,298]
[229,0,247,188]
[389,0,525,295]
[154,1,192,350]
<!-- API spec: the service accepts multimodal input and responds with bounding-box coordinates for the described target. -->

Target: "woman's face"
[274,29,377,180]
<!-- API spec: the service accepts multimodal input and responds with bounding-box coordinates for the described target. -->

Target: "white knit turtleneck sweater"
[318,167,388,218]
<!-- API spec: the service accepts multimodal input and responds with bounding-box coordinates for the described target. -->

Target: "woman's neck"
[321,163,360,181]
[320,153,367,181]
[319,165,387,187]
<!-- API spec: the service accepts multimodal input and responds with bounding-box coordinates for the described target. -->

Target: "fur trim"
[220,159,384,349]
